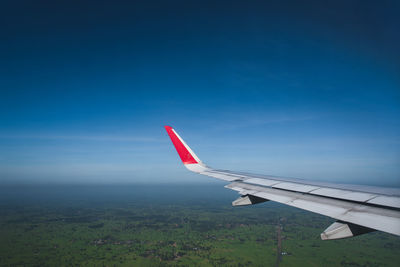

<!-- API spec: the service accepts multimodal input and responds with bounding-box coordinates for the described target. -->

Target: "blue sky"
[1,0,399,185]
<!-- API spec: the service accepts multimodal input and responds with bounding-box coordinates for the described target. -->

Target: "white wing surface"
[164,126,400,240]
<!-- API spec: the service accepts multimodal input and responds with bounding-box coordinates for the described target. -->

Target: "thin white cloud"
[0,134,163,142]
[210,113,318,131]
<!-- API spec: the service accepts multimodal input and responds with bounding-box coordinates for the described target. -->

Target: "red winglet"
[165,126,198,164]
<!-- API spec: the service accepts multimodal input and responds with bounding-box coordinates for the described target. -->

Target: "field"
[0,184,399,266]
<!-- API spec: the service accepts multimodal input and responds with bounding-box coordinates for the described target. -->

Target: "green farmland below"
[0,184,398,266]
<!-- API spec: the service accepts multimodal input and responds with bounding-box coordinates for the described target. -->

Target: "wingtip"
[164,126,201,165]
[164,125,174,136]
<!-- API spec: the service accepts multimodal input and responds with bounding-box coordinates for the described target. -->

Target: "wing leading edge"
[164,126,400,239]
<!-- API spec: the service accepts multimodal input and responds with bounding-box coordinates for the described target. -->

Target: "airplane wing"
[164,126,400,240]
